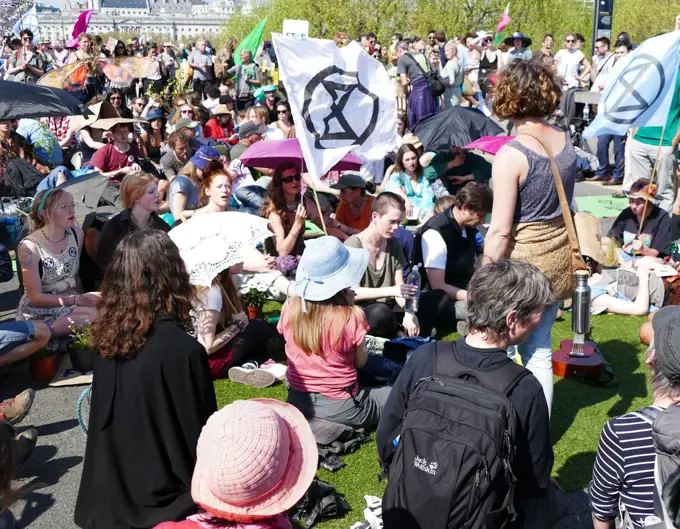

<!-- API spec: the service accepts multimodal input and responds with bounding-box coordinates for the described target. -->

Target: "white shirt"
[422,227,469,270]
[554,49,585,88]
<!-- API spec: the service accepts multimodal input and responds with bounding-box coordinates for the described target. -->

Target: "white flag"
[13,6,41,42]
[584,31,680,138]
[272,34,398,179]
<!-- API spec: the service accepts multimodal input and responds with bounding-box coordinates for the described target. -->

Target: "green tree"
[612,0,677,43]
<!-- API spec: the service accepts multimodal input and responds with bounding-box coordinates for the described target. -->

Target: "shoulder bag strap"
[519,132,583,264]
[404,53,429,79]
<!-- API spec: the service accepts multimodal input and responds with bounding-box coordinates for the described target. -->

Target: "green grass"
[214,312,651,528]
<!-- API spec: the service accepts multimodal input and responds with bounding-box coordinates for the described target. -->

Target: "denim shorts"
[0,321,34,355]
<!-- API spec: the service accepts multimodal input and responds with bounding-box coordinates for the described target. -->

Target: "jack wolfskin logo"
[414,455,438,475]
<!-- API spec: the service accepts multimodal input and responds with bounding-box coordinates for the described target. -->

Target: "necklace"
[285,198,300,212]
[42,228,67,244]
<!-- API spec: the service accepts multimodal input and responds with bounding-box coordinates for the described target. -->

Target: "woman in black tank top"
[478,42,499,96]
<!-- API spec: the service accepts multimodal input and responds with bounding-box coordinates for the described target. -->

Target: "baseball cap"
[331,172,367,190]
[190,146,220,169]
[238,122,267,139]
[175,117,199,130]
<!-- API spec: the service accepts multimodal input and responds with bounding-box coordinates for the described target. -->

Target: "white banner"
[12,6,40,41]
[584,31,680,138]
[272,33,398,179]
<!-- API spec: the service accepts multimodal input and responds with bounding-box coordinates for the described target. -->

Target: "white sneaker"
[261,360,287,381]
[228,362,277,388]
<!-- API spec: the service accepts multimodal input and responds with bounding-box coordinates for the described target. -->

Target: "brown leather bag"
[522,132,588,276]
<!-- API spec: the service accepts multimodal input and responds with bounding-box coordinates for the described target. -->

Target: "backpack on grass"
[382,341,528,529]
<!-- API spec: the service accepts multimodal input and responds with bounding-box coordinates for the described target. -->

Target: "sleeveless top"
[479,51,498,71]
[507,136,577,224]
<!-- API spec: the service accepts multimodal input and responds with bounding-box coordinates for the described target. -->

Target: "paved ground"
[1,179,623,528]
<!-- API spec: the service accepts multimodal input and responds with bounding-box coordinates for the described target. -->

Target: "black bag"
[405,53,446,98]
[5,158,44,198]
[0,243,13,283]
[382,341,528,529]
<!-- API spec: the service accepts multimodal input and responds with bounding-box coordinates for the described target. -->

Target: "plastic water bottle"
[404,264,421,313]
[583,104,590,122]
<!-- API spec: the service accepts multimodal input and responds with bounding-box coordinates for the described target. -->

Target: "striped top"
[588,406,662,527]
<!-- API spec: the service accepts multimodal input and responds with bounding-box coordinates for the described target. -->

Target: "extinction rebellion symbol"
[302,66,379,150]
[603,54,665,125]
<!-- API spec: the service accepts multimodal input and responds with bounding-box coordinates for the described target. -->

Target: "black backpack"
[405,53,446,98]
[382,341,528,529]
[5,158,44,198]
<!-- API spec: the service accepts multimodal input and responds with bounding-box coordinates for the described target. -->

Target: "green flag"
[234,17,268,64]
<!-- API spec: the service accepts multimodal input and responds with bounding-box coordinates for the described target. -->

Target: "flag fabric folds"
[272,33,398,180]
[584,31,680,138]
[72,9,94,40]
[493,4,511,46]
[234,17,268,65]
[13,6,40,41]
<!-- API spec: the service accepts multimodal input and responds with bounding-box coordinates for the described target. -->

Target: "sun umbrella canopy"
[463,135,514,155]
[239,138,363,172]
[413,107,503,152]
[0,81,92,121]
[169,212,273,287]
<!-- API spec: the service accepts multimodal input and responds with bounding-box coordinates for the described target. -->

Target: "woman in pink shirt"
[279,236,392,428]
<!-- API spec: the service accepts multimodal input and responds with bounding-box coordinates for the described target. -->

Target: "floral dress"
[16,230,79,322]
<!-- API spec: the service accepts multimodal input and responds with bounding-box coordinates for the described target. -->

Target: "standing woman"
[384,144,436,220]
[68,33,101,100]
[483,60,576,411]
[478,35,500,112]
[440,41,464,108]
[17,190,99,336]
[75,230,218,529]
[5,30,46,84]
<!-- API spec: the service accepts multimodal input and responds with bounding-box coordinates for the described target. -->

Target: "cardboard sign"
[282,19,309,39]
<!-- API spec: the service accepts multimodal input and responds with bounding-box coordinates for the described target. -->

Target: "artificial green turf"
[213,312,650,528]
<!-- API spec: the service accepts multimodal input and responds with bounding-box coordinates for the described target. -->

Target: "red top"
[203,118,238,145]
[90,143,142,182]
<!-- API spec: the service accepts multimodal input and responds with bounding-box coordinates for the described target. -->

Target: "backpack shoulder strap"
[434,340,530,396]
[633,407,662,425]
[404,53,428,77]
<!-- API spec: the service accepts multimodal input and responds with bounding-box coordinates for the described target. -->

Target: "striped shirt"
[588,406,662,527]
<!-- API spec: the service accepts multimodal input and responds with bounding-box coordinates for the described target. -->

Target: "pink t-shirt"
[155,514,291,529]
[278,300,368,400]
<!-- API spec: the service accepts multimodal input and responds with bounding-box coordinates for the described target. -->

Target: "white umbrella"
[169,211,273,287]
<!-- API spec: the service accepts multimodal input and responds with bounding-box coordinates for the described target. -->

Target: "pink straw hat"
[191,398,318,522]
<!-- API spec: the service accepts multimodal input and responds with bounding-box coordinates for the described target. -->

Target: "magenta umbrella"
[239,139,363,171]
[463,135,514,155]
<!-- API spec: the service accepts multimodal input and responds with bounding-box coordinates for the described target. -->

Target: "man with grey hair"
[377,259,565,529]
[188,39,213,96]
[226,49,262,113]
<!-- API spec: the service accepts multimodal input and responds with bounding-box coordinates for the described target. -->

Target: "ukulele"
[552,333,604,379]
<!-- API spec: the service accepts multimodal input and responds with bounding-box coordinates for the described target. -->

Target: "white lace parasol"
[168,212,274,286]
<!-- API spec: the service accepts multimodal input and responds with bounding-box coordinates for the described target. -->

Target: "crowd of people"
[0,14,678,529]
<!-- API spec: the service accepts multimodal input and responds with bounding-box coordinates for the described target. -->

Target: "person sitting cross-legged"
[412,182,493,332]
[376,259,566,529]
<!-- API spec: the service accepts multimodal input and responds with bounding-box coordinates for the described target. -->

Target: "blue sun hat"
[294,236,369,310]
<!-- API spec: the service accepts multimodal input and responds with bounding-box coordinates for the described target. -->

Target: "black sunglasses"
[282,174,302,183]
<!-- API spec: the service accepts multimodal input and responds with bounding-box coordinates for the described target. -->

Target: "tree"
[612,0,677,43]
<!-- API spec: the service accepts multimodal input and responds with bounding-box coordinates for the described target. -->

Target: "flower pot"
[69,346,95,373]
[29,355,57,383]
[247,305,261,320]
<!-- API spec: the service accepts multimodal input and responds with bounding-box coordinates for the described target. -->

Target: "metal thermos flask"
[571,270,591,335]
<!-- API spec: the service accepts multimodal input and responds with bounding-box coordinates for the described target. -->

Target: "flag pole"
[310,181,328,235]
[633,127,665,263]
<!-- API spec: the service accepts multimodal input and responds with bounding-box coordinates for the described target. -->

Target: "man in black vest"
[413,182,492,330]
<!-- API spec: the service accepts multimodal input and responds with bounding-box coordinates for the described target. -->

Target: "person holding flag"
[226,49,261,112]
[6,29,46,84]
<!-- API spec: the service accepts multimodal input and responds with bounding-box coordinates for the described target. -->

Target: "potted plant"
[68,322,95,373]
[29,347,57,382]
[239,276,278,320]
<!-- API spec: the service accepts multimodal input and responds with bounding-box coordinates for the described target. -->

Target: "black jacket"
[97,209,170,273]
[376,338,553,499]
[75,319,217,528]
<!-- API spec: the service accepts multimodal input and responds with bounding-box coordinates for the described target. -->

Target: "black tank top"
[479,51,498,72]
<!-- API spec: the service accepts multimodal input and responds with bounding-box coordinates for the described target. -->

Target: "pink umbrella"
[463,135,514,155]
[239,139,363,171]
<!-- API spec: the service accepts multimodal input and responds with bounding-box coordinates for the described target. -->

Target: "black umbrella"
[413,107,503,152]
[0,81,92,121]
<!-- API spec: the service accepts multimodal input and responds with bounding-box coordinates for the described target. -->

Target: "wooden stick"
[309,180,328,235]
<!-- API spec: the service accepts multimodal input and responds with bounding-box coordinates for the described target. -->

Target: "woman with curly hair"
[261,162,346,272]
[483,59,576,412]
[75,229,217,529]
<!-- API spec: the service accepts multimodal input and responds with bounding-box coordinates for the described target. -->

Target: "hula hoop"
[76,385,92,435]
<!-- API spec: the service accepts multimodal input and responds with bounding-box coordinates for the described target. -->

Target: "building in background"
[36,0,241,43]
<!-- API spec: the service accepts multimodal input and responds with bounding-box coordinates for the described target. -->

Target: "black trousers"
[362,290,459,338]
[228,318,285,367]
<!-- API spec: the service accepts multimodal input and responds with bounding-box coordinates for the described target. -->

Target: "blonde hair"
[284,295,365,357]
[433,196,457,214]
[29,189,69,232]
[248,105,269,125]
[120,172,157,209]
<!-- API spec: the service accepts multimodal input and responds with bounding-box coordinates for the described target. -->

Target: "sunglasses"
[22,37,32,41]
[277,109,288,114]
[180,109,193,114]
[484,38,493,43]
[109,96,122,101]
[565,39,575,43]
[282,173,302,183]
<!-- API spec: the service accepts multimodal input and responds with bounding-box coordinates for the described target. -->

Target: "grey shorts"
[0,321,34,355]
[288,385,392,430]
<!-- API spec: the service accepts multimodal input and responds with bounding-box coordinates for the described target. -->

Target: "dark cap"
[238,121,268,139]
[330,172,367,190]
